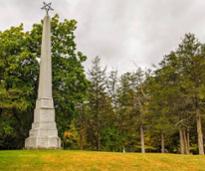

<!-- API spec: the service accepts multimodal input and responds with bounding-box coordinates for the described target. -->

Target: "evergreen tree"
[87,57,113,150]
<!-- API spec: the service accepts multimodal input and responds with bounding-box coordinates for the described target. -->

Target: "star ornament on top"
[41,2,54,15]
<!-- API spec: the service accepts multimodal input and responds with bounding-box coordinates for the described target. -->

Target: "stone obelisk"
[25,3,61,149]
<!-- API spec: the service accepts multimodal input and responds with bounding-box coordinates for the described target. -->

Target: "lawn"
[0,150,205,171]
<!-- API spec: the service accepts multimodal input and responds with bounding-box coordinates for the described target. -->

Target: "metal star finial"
[41,2,54,15]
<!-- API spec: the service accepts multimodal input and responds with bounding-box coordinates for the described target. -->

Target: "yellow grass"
[0,150,205,171]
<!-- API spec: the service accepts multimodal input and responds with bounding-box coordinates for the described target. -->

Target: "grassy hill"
[0,150,205,171]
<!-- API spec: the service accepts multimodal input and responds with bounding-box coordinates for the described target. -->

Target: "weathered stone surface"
[25,14,61,149]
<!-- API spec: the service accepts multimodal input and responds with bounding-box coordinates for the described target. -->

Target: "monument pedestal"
[25,98,61,149]
[25,136,61,149]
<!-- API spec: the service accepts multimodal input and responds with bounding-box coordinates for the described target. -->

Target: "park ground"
[0,150,205,171]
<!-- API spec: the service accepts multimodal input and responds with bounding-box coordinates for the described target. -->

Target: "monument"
[25,2,61,149]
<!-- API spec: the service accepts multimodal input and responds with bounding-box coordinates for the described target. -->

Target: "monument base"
[25,135,61,149]
[25,98,61,149]
[25,121,61,149]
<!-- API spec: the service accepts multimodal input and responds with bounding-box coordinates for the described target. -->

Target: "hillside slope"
[0,150,205,171]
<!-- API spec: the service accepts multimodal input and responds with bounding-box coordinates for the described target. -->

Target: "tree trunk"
[140,125,145,153]
[161,132,165,153]
[179,128,185,154]
[179,128,190,155]
[79,129,84,150]
[96,132,101,151]
[187,128,190,154]
[123,146,126,153]
[98,135,101,151]
[196,108,204,155]
[182,129,188,154]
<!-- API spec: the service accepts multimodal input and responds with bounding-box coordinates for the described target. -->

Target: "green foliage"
[85,57,115,150]
[0,25,38,149]
[0,15,88,149]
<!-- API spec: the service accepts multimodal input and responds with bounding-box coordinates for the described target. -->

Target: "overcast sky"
[0,0,205,73]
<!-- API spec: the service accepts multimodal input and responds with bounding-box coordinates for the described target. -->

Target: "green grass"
[0,150,205,171]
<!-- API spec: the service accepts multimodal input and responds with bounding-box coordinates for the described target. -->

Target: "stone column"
[25,14,61,149]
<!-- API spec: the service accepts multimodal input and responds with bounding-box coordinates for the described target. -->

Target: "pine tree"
[87,57,113,150]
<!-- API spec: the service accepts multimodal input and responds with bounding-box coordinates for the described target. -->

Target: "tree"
[87,57,114,151]
[175,34,205,154]
[0,25,38,148]
[146,34,205,154]
[107,70,118,110]
[0,15,89,149]
[147,63,178,153]
[130,69,151,153]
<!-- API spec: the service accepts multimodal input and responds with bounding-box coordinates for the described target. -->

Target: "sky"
[0,0,205,73]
